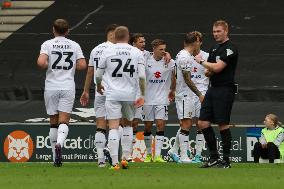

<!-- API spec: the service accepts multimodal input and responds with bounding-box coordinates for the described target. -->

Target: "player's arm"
[75,44,87,70]
[80,65,94,106]
[76,58,87,70]
[95,52,107,95]
[135,62,146,107]
[138,63,146,96]
[37,42,49,69]
[182,70,203,102]
[37,54,48,69]
[168,67,176,102]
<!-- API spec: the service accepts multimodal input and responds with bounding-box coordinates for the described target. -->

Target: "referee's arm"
[195,56,227,73]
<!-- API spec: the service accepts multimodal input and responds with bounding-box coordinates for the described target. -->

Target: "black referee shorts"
[199,86,235,125]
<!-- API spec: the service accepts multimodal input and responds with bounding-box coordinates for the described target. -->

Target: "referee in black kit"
[195,20,238,168]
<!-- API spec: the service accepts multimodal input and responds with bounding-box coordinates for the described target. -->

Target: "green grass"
[0,162,284,189]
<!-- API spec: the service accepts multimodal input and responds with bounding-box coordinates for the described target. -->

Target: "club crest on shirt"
[216,56,220,62]
[226,49,234,56]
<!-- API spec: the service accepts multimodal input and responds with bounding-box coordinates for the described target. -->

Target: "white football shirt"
[189,50,209,96]
[40,36,85,90]
[175,49,194,100]
[98,43,145,101]
[89,41,113,96]
[144,56,174,105]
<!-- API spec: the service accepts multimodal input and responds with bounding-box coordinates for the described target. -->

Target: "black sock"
[144,131,152,136]
[180,129,189,136]
[201,127,219,159]
[220,128,232,162]
[156,131,165,136]
[96,128,107,135]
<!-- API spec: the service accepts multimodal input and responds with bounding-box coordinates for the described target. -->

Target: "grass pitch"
[0,162,283,189]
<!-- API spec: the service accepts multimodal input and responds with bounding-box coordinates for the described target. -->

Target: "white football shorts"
[44,90,75,115]
[105,100,135,121]
[134,106,144,121]
[143,105,168,121]
[94,95,106,118]
[175,96,194,120]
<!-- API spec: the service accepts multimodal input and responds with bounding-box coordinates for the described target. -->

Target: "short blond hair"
[114,26,129,41]
[213,20,229,32]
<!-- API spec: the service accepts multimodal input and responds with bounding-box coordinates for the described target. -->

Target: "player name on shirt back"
[52,44,72,49]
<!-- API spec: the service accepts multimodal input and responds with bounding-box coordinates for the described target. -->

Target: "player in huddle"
[142,39,175,163]
[37,19,87,167]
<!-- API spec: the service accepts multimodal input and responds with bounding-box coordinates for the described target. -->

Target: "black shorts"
[199,86,235,125]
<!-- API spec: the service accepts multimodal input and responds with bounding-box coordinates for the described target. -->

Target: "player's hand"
[205,69,214,77]
[194,54,202,63]
[97,84,104,95]
[199,95,205,103]
[80,91,89,106]
[168,90,175,102]
[134,97,145,108]
[164,52,172,64]
[262,143,267,149]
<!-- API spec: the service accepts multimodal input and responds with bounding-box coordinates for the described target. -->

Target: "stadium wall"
[0,123,262,163]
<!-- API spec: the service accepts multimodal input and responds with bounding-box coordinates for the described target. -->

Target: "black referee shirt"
[207,40,238,87]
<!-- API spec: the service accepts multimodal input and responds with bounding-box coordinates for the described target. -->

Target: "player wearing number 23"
[37,19,86,167]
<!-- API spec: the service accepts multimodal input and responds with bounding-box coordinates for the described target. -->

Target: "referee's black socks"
[220,128,232,162]
[201,126,219,159]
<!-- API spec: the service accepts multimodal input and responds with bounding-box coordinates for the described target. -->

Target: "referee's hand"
[199,95,205,103]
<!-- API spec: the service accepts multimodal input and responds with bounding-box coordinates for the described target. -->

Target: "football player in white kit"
[168,32,204,163]
[121,34,172,162]
[80,24,118,167]
[169,31,209,163]
[142,39,175,163]
[96,26,146,170]
[37,19,87,167]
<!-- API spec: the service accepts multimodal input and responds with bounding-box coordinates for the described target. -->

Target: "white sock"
[121,126,133,159]
[195,131,204,156]
[155,134,164,157]
[131,132,137,155]
[144,134,152,155]
[108,129,120,165]
[171,128,180,154]
[56,123,69,147]
[49,127,57,162]
[95,131,106,163]
[179,130,189,160]
[118,125,123,140]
